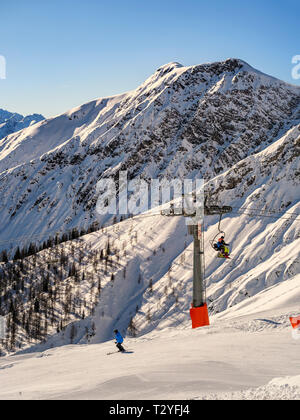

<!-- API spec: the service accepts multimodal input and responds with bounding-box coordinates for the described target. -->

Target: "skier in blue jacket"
[114,329,125,352]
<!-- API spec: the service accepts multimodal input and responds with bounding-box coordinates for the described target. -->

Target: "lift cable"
[0,204,299,247]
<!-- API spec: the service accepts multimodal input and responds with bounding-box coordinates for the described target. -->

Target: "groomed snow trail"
[0,302,299,400]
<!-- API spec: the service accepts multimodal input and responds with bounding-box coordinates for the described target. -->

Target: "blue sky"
[0,0,299,117]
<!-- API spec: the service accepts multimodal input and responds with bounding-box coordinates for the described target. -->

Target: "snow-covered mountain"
[0,59,299,399]
[0,58,299,253]
[0,109,44,142]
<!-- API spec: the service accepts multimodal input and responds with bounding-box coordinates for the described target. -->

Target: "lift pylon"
[188,222,210,328]
[161,195,232,329]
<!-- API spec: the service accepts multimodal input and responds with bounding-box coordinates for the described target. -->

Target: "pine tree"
[148,279,153,293]
[13,247,22,261]
[34,298,40,313]
[0,250,8,263]
[128,317,137,337]
[70,324,77,343]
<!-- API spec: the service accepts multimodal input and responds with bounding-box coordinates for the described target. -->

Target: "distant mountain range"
[0,109,44,141]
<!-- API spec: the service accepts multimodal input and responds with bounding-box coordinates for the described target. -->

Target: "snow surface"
[0,299,299,400]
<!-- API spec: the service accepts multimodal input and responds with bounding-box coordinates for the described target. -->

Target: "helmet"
[114,329,118,333]
[221,236,224,239]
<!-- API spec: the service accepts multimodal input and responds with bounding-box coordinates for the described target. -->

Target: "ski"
[106,350,133,355]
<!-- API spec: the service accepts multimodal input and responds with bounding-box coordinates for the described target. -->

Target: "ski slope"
[0,293,299,400]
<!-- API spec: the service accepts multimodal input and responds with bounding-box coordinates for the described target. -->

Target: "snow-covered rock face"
[203,124,300,313]
[0,109,44,142]
[0,59,299,251]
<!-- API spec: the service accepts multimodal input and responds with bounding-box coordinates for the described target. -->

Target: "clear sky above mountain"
[0,0,299,117]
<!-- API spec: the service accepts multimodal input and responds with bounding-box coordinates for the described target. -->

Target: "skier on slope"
[114,329,125,352]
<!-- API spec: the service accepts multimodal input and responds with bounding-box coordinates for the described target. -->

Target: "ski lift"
[210,213,231,259]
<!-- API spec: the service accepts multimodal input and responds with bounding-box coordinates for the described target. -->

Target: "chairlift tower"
[161,197,232,329]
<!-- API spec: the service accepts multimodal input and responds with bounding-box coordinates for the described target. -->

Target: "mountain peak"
[156,62,184,74]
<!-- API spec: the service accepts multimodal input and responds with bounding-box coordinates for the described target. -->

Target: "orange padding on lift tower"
[290,316,300,329]
[190,303,210,328]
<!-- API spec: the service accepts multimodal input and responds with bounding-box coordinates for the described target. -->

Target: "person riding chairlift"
[216,236,229,257]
